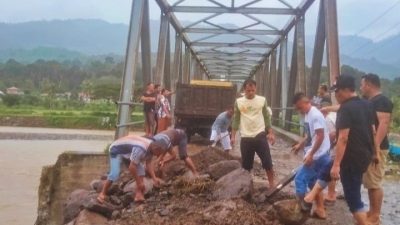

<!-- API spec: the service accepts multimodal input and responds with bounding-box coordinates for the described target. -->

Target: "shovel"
[209,133,230,148]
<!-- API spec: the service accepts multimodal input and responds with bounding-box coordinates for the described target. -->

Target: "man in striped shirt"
[97,134,164,203]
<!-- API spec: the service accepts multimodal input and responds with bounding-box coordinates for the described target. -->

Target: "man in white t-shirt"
[292,93,332,219]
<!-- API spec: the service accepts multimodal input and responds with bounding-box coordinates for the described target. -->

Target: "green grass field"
[0,105,144,130]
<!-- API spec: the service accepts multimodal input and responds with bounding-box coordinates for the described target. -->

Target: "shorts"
[341,166,365,213]
[210,130,232,150]
[295,154,331,196]
[144,111,156,129]
[363,150,388,189]
[240,132,273,171]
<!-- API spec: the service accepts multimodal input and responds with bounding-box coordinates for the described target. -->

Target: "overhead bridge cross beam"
[171,6,297,15]
[191,42,273,48]
[184,28,283,36]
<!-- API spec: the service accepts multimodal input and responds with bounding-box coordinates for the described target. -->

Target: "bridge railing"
[271,107,304,136]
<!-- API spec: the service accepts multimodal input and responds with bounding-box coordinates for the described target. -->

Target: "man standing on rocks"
[231,78,276,188]
[291,93,331,219]
[329,75,377,225]
[360,74,393,225]
[154,128,199,177]
[210,106,234,153]
[97,135,164,203]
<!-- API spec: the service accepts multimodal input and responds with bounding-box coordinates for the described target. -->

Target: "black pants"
[240,132,273,171]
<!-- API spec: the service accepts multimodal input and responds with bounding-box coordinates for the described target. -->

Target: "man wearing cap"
[154,129,199,176]
[330,75,378,225]
[97,135,164,203]
[360,73,393,225]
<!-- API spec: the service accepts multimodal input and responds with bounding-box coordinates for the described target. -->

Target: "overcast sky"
[1,0,399,41]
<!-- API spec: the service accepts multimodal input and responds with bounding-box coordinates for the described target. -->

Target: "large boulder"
[213,168,253,200]
[122,178,154,195]
[83,198,119,219]
[63,189,93,224]
[90,180,103,193]
[157,160,187,181]
[74,209,108,225]
[208,160,241,180]
[273,199,308,225]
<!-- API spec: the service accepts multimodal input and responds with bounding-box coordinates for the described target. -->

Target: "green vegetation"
[0,57,149,130]
[0,99,144,130]
[0,57,398,132]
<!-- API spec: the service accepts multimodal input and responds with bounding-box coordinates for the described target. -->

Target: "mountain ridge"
[1,19,399,79]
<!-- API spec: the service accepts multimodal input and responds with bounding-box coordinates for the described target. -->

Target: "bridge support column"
[285,19,299,131]
[268,49,280,124]
[256,66,266,96]
[269,49,277,112]
[115,0,145,139]
[310,0,326,98]
[141,0,152,85]
[182,46,190,84]
[263,57,270,98]
[296,16,306,94]
[324,0,341,103]
[163,24,171,91]
[154,13,170,86]
[279,36,288,128]
[171,33,182,86]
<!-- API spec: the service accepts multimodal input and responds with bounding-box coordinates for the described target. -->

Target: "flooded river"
[0,127,116,225]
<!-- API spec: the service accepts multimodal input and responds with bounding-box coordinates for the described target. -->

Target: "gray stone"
[273,199,308,225]
[74,209,108,225]
[63,189,92,224]
[159,208,170,217]
[90,180,103,193]
[120,193,133,207]
[109,195,122,206]
[83,198,119,218]
[122,178,153,195]
[158,160,187,181]
[208,160,241,180]
[106,183,121,196]
[213,168,253,200]
[111,210,121,220]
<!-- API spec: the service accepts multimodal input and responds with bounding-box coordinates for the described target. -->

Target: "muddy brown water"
[0,127,399,225]
[0,127,117,225]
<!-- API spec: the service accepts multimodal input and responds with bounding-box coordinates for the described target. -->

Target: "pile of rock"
[63,150,307,225]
